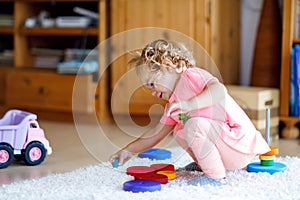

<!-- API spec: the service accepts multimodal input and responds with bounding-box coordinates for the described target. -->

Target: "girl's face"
[139,65,180,101]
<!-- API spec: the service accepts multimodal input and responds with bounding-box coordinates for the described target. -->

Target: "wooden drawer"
[6,70,94,112]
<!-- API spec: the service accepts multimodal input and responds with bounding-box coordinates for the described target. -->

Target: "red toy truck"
[0,109,52,168]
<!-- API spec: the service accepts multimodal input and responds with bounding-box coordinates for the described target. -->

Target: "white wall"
[240,0,264,85]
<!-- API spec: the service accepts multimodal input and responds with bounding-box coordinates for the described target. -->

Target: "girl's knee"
[183,118,209,136]
[184,118,223,144]
[183,118,217,144]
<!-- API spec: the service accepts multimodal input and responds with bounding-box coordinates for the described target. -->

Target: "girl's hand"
[109,149,136,166]
[167,100,193,116]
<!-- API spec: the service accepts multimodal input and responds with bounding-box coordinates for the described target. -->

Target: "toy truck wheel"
[24,142,46,166]
[0,144,14,169]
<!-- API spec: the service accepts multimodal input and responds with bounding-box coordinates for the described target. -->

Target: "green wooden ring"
[261,159,274,166]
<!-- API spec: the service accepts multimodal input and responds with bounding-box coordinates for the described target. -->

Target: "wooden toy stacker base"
[247,162,287,174]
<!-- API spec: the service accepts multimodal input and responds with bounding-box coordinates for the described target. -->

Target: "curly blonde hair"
[130,39,196,74]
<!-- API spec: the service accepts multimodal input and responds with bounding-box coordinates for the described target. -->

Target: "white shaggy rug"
[0,147,300,200]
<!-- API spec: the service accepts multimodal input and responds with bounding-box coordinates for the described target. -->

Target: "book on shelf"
[64,48,98,61]
[0,15,14,27]
[31,48,64,68]
[31,48,64,56]
[57,48,98,74]
[33,56,61,68]
[290,44,300,118]
[30,47,98,72]
[0,50,13,66]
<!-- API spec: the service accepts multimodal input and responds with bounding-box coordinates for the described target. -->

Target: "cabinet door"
[0,68,6,105]
[6,70,94,113]
[110,0,211,115]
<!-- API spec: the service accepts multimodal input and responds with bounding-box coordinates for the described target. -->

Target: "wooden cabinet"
[0,0,240,120]
[110,0,240,116]
[0,0,109,120]
[280,0,300,136]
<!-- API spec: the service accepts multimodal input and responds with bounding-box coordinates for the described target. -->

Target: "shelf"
[293,38,300,44]
[280,116,299,126]
[18,27,98,36]
[0,26,13,34]
[16,0,98,2]
[0,65,13,68]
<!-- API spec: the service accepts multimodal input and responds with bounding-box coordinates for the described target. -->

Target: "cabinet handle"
[38,87,45,95]
[23,78,31,85]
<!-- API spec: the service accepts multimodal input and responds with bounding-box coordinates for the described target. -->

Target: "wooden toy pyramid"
[247,107,287,174]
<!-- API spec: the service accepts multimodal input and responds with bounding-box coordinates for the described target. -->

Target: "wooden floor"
[0,120,299,186]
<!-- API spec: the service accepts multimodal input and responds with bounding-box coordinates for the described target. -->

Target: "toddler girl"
[110,39,270,186]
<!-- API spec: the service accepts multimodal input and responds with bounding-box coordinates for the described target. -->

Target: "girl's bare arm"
[124,122,175,153]
[110,123,175,165]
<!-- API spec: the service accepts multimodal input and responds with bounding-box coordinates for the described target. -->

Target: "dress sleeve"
[159,103,177,125]
[183,68,217,94]
[159,68,217,125]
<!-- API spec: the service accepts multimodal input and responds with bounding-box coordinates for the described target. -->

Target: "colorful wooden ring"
[126,166,156,177]
[156,170,176,180]
[150,164,175,172]
[247,162,287,175]
[261,146,279,156]
[123,180,161,193]
[259,155,275,161]
[138,148,172,160]
[134,173,169,184]
[261,159,274,166]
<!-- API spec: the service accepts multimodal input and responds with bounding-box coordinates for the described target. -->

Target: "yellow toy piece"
[259,155,275,161]
[157,170,176,180]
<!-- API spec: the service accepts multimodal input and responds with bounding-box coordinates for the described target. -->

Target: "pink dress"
[160,67,270,179]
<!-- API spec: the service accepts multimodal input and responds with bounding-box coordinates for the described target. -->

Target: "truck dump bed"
[0,110,37,150]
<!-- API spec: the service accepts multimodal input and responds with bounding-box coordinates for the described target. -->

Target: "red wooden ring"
[150,164,175,172]
[126,166,156,177]
[134,173,168,184]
